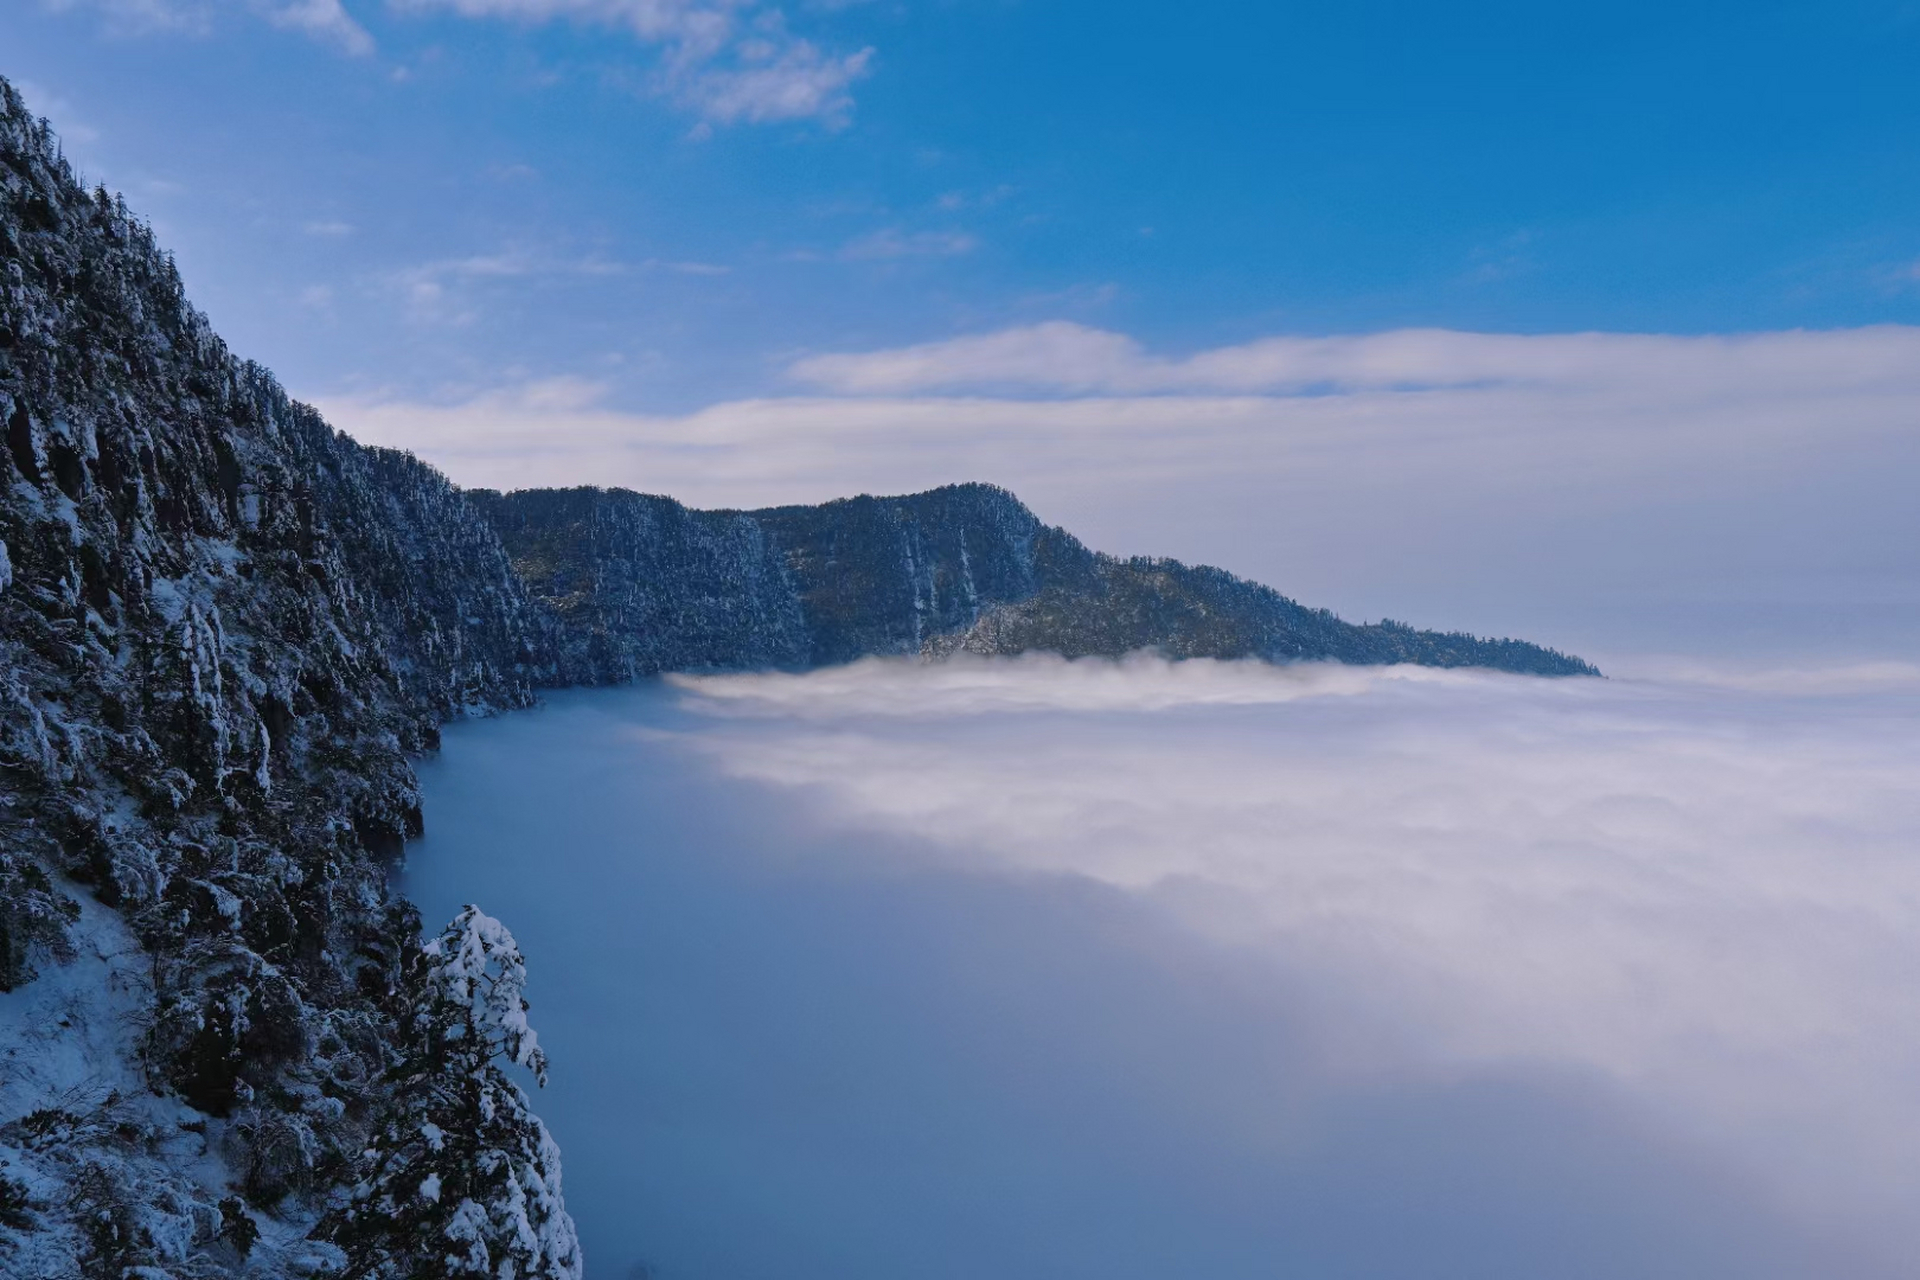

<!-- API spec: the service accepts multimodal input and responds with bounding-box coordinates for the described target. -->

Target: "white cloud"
[315,324,1920,517]
[786,320,1920,397]
[792,321,1135,391]
[261,0,374,53]
[673,649,1495,719]
[396,0,872,126]
[676,33,871,126]
[46,0,376,51]
[303,218,356,236]
[372,250,633,323]
[40,0,211,36]
[382,253,532,324]
[653,653,1920,1263]
[47,0,863,98]
[314,324,1920,656]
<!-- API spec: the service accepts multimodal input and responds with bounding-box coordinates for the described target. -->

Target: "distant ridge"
[472,482,1600,678]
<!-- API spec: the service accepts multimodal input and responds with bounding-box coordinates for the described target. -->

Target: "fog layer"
[402,656,1920,1278]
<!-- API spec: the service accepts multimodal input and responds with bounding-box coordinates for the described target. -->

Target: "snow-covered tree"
[322,906,582,1280]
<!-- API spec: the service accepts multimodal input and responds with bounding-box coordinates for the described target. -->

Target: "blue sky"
[11,0,1920,403]
[6,0,1920,655]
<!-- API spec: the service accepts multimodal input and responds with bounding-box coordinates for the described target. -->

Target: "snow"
[0,895,246,1276]
[442,1198,493,1274]
[425,905,546,1081]
[0,893,153,1119]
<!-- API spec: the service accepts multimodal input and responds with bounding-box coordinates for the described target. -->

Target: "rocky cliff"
[0,73,1592,1278]
[0,81,569,1277]
[474,485,1598,678]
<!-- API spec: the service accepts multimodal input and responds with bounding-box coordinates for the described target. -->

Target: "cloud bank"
[786,320,1920,396]
[661,655,1920,1264]
[399,657,1920,1276]
[320,324,1920,655]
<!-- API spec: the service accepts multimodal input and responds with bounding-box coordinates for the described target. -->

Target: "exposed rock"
[476,483,1598,677]
[0,79,557,1277]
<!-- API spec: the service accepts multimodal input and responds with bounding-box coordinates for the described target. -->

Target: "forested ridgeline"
[474,484,1599,677]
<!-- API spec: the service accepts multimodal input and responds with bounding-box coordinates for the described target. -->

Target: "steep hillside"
[934,556,1598,674]
[475,485,1599,677]
[0,81,572,1277]
[465,486,808,678]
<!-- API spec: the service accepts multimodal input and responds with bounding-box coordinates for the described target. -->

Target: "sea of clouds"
[404,654,1920,1278]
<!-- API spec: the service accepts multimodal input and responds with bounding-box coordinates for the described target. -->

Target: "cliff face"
[0,82,553,1277]
[0,71,1594,1279]
[472,482,1069,674]
[475,485,1599,678]
[466,486,808,679]
[749,483,1056,665]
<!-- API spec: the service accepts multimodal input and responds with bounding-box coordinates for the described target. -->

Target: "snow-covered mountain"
[0,73,1591,1277]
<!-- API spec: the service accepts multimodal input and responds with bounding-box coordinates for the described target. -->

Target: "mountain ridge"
[470,480,1599,678]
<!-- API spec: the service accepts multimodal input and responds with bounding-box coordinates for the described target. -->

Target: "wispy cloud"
[373,249,633,323]
[786,320,1920,397]
[45,0,375,52]
[1876,258,1920,290]
[320,325,1920,505]
[396,0,873,126]
[48,0,861,109]
[13,80,102,146]
[381,251,535,323]
[262,0,373,53]
[1461,228,1539,285]
[641,257,730,276]
[302,218,356,236]
[934,184,1015,212]
[41,0,211,37]
[840,228,979,261]
[677,18,872,127]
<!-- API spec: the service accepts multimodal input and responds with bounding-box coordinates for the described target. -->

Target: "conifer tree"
[323,906,582,1279]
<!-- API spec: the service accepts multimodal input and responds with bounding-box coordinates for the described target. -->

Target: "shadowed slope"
[475,483,1599,677]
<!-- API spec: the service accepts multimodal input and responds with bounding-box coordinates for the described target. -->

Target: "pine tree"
[322,906,583,1279]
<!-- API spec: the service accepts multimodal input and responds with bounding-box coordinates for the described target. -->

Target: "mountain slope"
[0,80,567,1277]
[474,484,1599,677]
